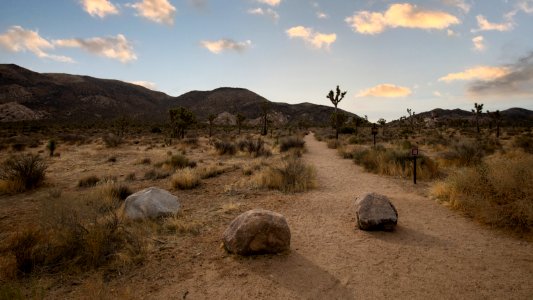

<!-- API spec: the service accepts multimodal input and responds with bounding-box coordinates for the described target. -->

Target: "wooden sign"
[411,146,419,157]
[371,125,378,135]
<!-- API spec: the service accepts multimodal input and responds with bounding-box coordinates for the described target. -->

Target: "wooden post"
[411,146,419,184]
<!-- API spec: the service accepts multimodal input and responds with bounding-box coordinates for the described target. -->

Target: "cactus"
[47,140,56,157]
[487,109,502,138]
[327,85,347,140]
[169,107,196,139]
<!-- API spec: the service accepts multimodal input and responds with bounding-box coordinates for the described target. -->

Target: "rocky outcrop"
[123,187,180,220]
[355,193,398,231]
[223,209,291,255]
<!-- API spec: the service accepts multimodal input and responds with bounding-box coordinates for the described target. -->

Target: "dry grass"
[279,136,305,152]
[161,214,202,236]
[170,167,201,190]
[78,175,100,188]
[249,155,316,193]
[0,154,47,193]
[432,151,533,231]
[197,163,231,179]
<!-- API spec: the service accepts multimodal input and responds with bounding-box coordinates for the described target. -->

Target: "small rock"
[223,209,291,255]
[123,187,180,220]
[355,193,398,231]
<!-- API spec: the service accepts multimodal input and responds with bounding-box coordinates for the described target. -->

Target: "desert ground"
[0,126,532,299]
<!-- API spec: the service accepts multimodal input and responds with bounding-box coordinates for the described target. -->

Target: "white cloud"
[439,66,510,82]
[345,3,460,35]
[286,26,336,49]
[317,12,328,19]
[129,0,176,25]
[128,80,156,90]
[442,0,470,13]
[518,0,533,13]
[257,0,280,6]
[0,26,73,63]
[80,0,119,18]
[447,29,457,36]
[433,91,443,97]
[247,7,279,21]
[200,39,252,54]
[54,34,137,63]
[472,35,485,51]
[473,15,513,32]
[356,84,412,98]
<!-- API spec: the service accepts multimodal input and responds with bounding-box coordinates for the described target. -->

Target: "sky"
[0,0,532,122]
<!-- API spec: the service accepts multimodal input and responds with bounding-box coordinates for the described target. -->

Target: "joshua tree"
[377,118,386,135]
[487,109,502,138]
[327,85,347,140]
[407,108,416,131]
[330,112,347,131]
[169,107,196,139]
[47,140,56,157]
[260,102,270,136]
[472,102,484,133]
[236,113,246,135]
[207,114,216,137]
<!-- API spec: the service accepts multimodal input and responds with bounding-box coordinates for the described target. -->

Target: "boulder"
[123,187,180,220]
[355,193,398,231]
[223,209,291,255]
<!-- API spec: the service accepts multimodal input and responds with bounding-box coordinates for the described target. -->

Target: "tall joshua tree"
[487,109,502,138]
[407,108,415,131]
[472,102,484,134]
[260,102,270,136]
[327,85,347,140]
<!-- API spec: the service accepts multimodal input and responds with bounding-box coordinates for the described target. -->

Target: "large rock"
[123,187,180,220]
[223,209,291,255]
[355,193,398,231]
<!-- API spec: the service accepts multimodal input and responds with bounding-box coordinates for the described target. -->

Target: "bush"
[0,154,47,193]
[103,134,123,148]
[446,140,486,166]
[214,140,236,155]
[326,139,338,149]
[166,154,196,170]
[513,135,533,153]
[171,168,201,190]
[144,169,170,180]
[78,175,100,188]
[252,156,316,193]
[432,152,533,231]
[279,136,305,152]
[237,138,270,157]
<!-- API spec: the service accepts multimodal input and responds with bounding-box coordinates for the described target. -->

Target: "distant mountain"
[0,64,355,126]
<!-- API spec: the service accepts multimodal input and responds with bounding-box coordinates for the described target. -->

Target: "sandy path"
[158,133,533,299]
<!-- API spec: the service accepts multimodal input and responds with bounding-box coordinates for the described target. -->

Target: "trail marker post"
[371,124,378,148]
[411,146,419,184]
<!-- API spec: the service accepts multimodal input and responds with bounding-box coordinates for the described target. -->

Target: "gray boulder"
[123,187,180,220]
[223,209,291,255]
[355,193,398,231]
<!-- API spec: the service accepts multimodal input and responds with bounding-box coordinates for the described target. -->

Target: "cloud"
[128,80,156,90]
[129,0,176,25]
[286,26,336,49]
[356,84,412,98]
[442,0,470,13]
[345,3,460,35]
[257,0,280,6]
[54,34,137,63]
[200,39,252,54]
[472,35,485,51]
[247,7,279,21]
[473,15,513,32]
[80,0,119,18]
[468,52,533,97]
[439,66,510,82]
[517,0,533,13]
[433,91,443,97]
[317,12,328,19]
[0,26,73,63]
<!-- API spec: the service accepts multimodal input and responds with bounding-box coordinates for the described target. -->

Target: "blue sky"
[0,0,532,121]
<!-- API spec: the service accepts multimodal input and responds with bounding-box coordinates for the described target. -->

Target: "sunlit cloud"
[356,84,412,98]
[129,0,176,25]
[442,0,471,13]
[447,29,458,36]
[468,52,533,97]
[0,26,74,63]
[345,3,460,35]
[200,39,252,54]
[439,66,510,82]
[247,7,279,21]
[128,80,156,90]
[472,35,485,51]
[54,34,137,63]
[257,0,280,6]
[286,26,336,49]
[473,15,513,32]
[80,0,119,18]
[433,91,443,97]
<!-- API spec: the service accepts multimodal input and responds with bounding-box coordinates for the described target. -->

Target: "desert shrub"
[0,154,47,193]
[11,143,26,152]
[326,139,338,149]
[78,175,100,188]
[238,138,271,157]
[46,140,56,157]
[337,147,354,159]
[352,147,439,180]
[103,134,123,148]
[161,215,202,235]
[445,140,486,166]
[198,164,231,179]
[171,168,201,190]
[432,152,533,231]
[125,172,136,181]
[214,140,236,155]
[279,136,305,152]
[107,156,117,163]
[144,169,170,180]
[101,182,132,201]
[139,158,151,165]
[513,135,533,153]
[166,154,196,170]
[339,126,355,134]
[182,137,198,146]
[251,156,316,193]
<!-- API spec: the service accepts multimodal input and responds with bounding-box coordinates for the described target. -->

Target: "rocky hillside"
[0,64,355,126]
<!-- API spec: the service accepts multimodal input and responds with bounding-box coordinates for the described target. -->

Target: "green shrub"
[0,154,47,193]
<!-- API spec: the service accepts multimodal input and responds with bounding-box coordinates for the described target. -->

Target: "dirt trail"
[158,133,533,299]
